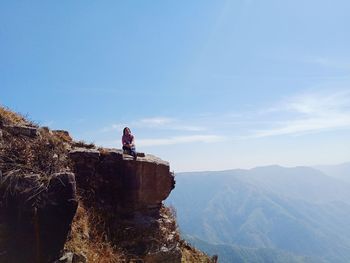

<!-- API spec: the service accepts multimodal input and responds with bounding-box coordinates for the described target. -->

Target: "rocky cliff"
[69,148,181,262]
[0,107,216,263]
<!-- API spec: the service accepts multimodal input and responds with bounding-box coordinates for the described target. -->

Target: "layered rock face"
[70,148,181,262]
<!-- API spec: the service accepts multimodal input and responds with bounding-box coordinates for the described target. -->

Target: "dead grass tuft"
[0,127,70,178]
[0,106,33,126]
[65,204,126,263]
[52,130,73,143]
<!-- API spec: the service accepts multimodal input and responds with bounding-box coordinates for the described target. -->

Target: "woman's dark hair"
[123,127,131,135]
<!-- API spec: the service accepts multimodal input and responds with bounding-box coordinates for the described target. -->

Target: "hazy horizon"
[1,1,350,172]
[175,161,350,173]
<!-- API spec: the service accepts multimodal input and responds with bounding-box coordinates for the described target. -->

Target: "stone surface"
[3,124,38,137]
[0,172,78,263]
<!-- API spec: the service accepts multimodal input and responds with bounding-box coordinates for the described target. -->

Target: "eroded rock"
[0,172,78,263]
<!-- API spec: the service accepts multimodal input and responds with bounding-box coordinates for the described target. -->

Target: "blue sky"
[1,0,350,171]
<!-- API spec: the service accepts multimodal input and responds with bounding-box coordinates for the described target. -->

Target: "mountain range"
[166,163,350,263]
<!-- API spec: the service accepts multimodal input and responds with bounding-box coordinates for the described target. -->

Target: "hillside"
[0,106,215,263]
[167,166,350,263]
[185,235,325,263]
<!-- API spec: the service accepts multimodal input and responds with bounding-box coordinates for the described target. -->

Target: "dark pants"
[123,146,137,158]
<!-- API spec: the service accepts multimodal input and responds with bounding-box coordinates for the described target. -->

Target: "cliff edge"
[0,106,216,263]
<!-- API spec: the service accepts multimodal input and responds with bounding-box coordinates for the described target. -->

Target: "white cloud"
[137,135,224,147]
[139,117,174,126]
[100,123,125,132]
[94,89,350,142]
[138,117,206,131]
[252,89,350,138]
[101,116,206,133]
[287,90,350,114]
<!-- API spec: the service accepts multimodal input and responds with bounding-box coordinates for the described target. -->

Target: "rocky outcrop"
[69,148,175,216]
[69,148,180,262]
[3,124,39,138]
[0,172,78,263]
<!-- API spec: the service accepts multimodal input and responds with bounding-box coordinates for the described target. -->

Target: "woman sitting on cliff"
[122,127,137,159]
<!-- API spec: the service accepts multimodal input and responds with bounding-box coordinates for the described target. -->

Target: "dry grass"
[0,106,32,126]
[0,127,70,177]
[65,204,126,263]
[52,130,73,143]
[0,107,70,178]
